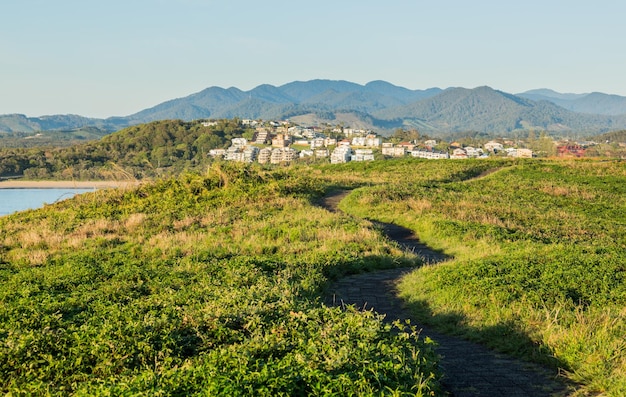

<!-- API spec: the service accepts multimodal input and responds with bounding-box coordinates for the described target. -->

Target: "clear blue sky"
[2,0,625,118]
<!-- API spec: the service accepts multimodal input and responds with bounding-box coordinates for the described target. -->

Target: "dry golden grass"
[124,213,147,231]
[406,198,432,213]
[173,216,200,231]
[539,183,597,200]
[146,231,206,257]
[68,218,121,241]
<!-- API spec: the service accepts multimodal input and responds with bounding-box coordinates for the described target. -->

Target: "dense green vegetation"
[591,129,626,143]
[0,163,440,396]
[335,158,626,396]
[0,120,251,179]
[0,114,127,135]
[3,146,626,395]
[0,128,108,149]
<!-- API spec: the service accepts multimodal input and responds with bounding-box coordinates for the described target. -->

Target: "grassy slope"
[2,156,625,395]
[0,163,440,396]
[338,158,626,396]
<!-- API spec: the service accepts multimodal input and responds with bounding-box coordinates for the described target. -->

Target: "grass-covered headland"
[1,157,625,395]
[338,158,626,396]
[0,163,439,396]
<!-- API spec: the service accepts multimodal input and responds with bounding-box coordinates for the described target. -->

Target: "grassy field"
[0,163,440,396]
[336,158,626,396]
[1,157,625,395]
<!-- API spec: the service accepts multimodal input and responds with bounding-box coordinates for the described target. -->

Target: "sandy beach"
[0,180,140,189]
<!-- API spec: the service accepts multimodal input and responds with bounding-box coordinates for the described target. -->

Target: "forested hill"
[0,119,249,179]
[372,86,626,134]
[0,114,127,134]
[4,80,626,137]
[591,129,626,143]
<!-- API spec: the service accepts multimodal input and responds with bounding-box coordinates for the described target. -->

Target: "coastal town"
[204,119,595,165]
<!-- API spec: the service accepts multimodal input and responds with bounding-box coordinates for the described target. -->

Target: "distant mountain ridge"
[517,89,626,116]
[2,80,626,137]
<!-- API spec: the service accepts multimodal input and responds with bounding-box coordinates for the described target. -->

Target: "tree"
[529,132,556,157]
[391,128,420,143]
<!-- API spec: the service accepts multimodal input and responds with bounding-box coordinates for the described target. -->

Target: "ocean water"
[0,188,94,217]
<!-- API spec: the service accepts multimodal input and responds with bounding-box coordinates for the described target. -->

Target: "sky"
[2,0,625,118]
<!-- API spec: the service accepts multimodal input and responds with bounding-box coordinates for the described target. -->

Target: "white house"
[208,148,227,158]
[331,146,353,164]
[311,138,325,149]
[410,149,449,159]
[231,138,248,149]
[382,146,406,157]
[352,149,375,162]
[450,148,468,159]
[484,141,504,153]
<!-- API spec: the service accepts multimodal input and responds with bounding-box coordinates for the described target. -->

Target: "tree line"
[0,119,252,180]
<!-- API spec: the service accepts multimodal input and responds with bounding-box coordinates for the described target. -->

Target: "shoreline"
[0,180,140,189]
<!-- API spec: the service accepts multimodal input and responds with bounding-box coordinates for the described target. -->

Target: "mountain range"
[3,80,626,137]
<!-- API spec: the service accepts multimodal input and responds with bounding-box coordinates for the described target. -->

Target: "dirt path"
[320,190,571,396]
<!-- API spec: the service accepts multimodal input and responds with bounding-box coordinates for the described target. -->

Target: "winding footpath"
[321,190,572,397]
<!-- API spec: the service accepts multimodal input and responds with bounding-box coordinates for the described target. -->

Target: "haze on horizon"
[2,0,625,119]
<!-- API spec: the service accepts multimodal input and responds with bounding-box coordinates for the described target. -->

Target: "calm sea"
[0,188,94,217]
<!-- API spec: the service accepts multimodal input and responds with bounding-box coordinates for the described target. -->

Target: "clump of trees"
[0,119,253,180]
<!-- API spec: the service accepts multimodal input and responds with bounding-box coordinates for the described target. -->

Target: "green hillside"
[0,114,128,134]
[374,86,626,134]
[0,119,249,179]
[0,162,442,395]
[591,129,626,143]
[337,159,626,396]
[2,141,626,394]
[0,127,108,149]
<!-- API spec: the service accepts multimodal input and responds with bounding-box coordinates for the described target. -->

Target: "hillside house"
[208,148,227,158]
[288,126,305,136]
[299,149,313,158]
[464,147,484,158]
[231,138,248,149]
[382,146,406,157]
[257,148,272,164]
[302,129,323,139]
[351,149,375,162]
[315,149,330,158]
[410,149,449,159]
[343,128,369,137]
[270,147,297,164]
[557,145,586,157]
[338,139,352,146]
[272,134,291,148]
[365,134,382,147]
[299,149,330,159]
[351,136,367,146]
[254,128,270,144]
[507,148,534,158]
[450,148,468,159]
[225,145,259,163]
[331,146,353,164]
[324,137,337,147]
[311,138,325,149]
[484,141,504,153]
[398,142,415,151]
